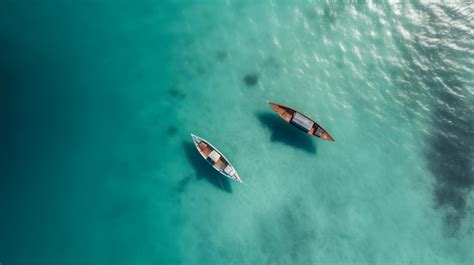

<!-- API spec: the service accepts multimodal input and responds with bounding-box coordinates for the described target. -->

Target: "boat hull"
[268,102,335,141]
[191,134,243,183]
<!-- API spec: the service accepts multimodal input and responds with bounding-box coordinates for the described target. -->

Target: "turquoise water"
[1,1,473,264]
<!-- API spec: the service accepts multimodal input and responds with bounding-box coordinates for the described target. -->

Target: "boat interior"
[197,141,229,171]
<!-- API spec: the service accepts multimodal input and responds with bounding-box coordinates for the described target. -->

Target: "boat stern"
[190,133,201,144]
[321,132,335,141]
[268,102,293,122]
[268,101,279,112]
[234,173,243,183]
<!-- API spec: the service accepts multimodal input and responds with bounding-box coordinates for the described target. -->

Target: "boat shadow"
[182,141,233,193]
[255,111,317,154]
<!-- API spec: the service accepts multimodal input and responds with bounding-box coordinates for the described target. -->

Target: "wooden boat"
[191,134,243,183]
[268,102,335,141]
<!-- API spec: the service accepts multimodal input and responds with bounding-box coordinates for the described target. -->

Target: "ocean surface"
[1,1,473,264]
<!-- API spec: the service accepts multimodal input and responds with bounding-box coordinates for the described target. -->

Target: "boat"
[268,102,335,141]
[191,134,243,183]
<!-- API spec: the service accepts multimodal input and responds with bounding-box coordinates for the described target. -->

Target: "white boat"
[191,134,243,183]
